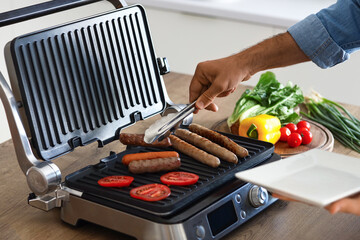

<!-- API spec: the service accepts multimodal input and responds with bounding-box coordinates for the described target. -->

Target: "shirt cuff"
[288,14,349,69]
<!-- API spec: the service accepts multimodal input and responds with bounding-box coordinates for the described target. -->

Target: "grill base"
[61,154,280,240]
[61,182,277,240]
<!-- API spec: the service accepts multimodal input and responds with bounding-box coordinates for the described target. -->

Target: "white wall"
[1,2,359,144]
[142,7,360,107]
[0,0,115,143]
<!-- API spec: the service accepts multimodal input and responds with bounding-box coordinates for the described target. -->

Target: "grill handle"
[0,71,62,195]
[0,0,127,27]
[0,71,41,173]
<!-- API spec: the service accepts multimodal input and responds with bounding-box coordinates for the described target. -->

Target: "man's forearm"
[236,32,310,76]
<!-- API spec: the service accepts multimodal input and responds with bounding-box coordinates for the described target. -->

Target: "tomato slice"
[130,184,171,202]
[98,176,134,187]
[160,172,199,186]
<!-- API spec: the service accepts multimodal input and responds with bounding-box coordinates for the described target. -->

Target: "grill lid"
[5,5,168,160]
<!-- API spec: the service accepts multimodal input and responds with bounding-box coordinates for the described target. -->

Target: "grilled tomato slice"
[130,183,171,202]
[160,172,199,186]
[98,176,134,187]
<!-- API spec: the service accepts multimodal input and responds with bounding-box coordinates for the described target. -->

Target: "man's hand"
[188,32,309,113]
[325,193,360,216]
[189,54,251,113]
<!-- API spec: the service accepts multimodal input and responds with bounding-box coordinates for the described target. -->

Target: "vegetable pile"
[280,120,313,147]
[302,91,360,153]
[227,71,304,129]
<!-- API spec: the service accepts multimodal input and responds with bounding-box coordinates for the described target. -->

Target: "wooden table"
[1,72,359,240]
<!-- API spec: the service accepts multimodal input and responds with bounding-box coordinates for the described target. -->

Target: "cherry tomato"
[280,127,291,142]
[287,133,302,147]
[285,123,298,133]
[298,128,313,145]
[130,183,171,202]
[98,176,134,188]
[160,172,199,186]
[297,120,311,131]
[296,127,310,134]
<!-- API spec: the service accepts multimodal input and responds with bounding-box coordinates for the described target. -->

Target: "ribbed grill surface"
[11,6,164,160]
[65,133,274,218]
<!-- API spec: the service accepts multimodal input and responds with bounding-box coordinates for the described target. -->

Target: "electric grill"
[0,1,279,239]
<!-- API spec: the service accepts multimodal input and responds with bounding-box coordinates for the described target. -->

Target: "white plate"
[235,149,360,207]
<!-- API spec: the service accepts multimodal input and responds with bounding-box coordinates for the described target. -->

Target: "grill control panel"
[183,180,277,240]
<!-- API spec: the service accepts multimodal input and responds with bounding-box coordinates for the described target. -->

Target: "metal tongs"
[144,101,196,143]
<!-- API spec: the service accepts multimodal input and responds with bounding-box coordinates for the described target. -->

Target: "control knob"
[249,185,268,208]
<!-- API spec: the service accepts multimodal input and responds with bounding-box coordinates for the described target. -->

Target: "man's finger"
[326,198,360,216]
[196,84,223,110]
[189,79,204,103]
[218,89,234,98]
[272,193,299,202]
[205,103,218,112]
[189,65,212,103]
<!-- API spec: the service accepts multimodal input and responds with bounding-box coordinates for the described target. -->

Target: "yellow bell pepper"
[238,114,281,144]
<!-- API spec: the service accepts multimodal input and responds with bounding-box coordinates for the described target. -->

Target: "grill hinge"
[157,57,170,75]
[28,185,82,211]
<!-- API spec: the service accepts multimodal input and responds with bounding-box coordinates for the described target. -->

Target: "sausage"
[188,123,249,158]
[128,157,181,174]
[230,121,240,135]
[122,151,179,166]
[169,135,220,168]
[120,133,171,147]
[174,129,238,164]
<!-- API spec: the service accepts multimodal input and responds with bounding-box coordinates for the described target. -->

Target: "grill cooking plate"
[65,132,274,221]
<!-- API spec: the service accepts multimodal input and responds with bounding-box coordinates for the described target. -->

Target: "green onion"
[302,91,360,153]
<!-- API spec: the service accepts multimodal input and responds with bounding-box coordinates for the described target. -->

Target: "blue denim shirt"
[288,0,360,68]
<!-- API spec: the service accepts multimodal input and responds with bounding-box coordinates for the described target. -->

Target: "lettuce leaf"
[227,71,304,127]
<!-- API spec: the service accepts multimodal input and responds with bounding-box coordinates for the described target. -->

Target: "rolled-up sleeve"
[288,0,360,69]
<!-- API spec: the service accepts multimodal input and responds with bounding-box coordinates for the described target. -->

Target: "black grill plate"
[65,132,274,220]
[7,5,165,160]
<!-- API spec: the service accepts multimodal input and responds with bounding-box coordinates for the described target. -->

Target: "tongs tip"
[144,101,196,144]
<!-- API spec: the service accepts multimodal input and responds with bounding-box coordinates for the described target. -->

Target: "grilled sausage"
[188,123,249,158]
[122,151,179,166]
[128,157,181,174]
[169,135,220,168]
[174,129,238,164]
[120,133,171,147]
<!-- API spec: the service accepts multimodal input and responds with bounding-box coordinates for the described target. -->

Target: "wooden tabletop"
[1,72,359,240]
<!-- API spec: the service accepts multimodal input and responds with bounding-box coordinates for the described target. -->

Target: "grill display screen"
[207,200,238,236]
